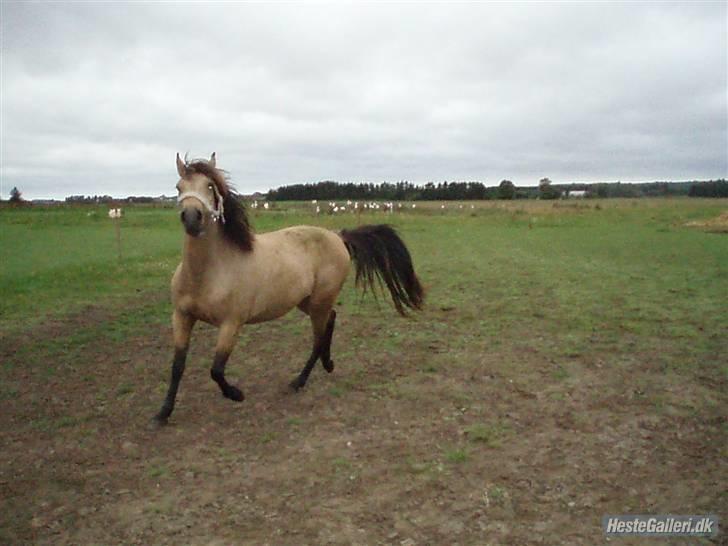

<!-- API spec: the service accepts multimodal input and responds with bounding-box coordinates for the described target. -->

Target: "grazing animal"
[154,153,424,424]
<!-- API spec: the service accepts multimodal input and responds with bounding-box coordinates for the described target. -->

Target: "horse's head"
[176,152,224,237]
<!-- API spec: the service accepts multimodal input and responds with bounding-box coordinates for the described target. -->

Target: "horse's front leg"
[154,310,196,425]
[210,321,244,402]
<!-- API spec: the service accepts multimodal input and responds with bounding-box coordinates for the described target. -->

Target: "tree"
[9,187,23,203]
[591,183,609,198]
[689,179,728,197]
[538,177,561,200]
[498,180,515,200]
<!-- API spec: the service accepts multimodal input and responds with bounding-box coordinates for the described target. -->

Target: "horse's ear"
[176,153,186,177]
[209,152,217,169]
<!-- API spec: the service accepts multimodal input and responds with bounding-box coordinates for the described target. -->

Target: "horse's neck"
[180,227,226,282]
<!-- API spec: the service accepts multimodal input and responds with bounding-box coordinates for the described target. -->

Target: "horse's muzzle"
[180,207,204,236]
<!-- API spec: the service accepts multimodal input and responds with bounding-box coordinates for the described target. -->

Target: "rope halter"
[177,184,225,223]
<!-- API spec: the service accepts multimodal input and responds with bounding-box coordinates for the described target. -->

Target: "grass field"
[1,198,726,544]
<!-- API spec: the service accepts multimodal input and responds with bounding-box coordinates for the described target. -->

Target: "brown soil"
[0,298,724,545]
[684,211,728,233]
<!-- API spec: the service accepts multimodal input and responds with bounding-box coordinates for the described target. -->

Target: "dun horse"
[154,153,424,424]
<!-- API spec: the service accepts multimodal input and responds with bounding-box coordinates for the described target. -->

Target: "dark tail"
[340,224,424,316]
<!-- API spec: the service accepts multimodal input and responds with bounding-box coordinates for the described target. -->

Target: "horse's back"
[259,225,349,265]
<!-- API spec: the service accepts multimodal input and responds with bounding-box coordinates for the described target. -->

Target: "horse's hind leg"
[154,310,196,425]
[210,321,244,402]
[319,309,336,373]
[290,304,333,391]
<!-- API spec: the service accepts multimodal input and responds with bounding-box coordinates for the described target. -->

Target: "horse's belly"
[244,277,311,324]
[245,292,304,323]
[245,305,293,324]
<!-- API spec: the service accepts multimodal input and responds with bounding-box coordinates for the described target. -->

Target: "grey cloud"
[1,2,726,199]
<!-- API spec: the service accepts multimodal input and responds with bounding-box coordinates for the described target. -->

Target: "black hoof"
[223,386,244,402]
[289,377,306,392]
[151,414,169,428]
[322,359,334,373]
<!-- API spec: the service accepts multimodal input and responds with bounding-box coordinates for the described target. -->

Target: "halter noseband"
[177,185,225,223]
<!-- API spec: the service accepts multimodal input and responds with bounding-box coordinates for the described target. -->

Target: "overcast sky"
[2,2,726,199]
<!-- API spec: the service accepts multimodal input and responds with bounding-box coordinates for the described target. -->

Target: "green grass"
[1,198,726,545]
[1,199,727,389]
[260,431,276,444]
[486,485,509,506]
[30,415,84,432]
[116,382,135,397]
[147,463,170,479]
[464,421,512,447]
[0,205,180,335]
[328,386,345,397]
[444,448,469,464]
[332,457,352,469]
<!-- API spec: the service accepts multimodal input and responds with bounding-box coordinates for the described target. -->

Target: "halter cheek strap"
[177,186,225,223]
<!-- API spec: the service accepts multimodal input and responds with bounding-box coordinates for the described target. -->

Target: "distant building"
[568,190,586,198]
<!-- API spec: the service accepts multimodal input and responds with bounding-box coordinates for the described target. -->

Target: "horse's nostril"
[180,208,203,234]
[181,209,201,224]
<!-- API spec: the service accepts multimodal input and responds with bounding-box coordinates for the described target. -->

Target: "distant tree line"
[5,179,725,205]
[64,195,163,204]
[266,180,498,201]
[688,179,728,198]
[267,179,727,201]
[66,195,116,204]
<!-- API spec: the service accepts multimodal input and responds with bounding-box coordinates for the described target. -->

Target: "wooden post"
[114,217,122,261]
[109,207,122,262]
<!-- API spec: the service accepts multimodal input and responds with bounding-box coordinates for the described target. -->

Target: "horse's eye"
[208,184,214,191]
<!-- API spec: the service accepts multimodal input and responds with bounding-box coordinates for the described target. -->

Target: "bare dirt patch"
[1,298,725,545]
[684,211,728,233]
